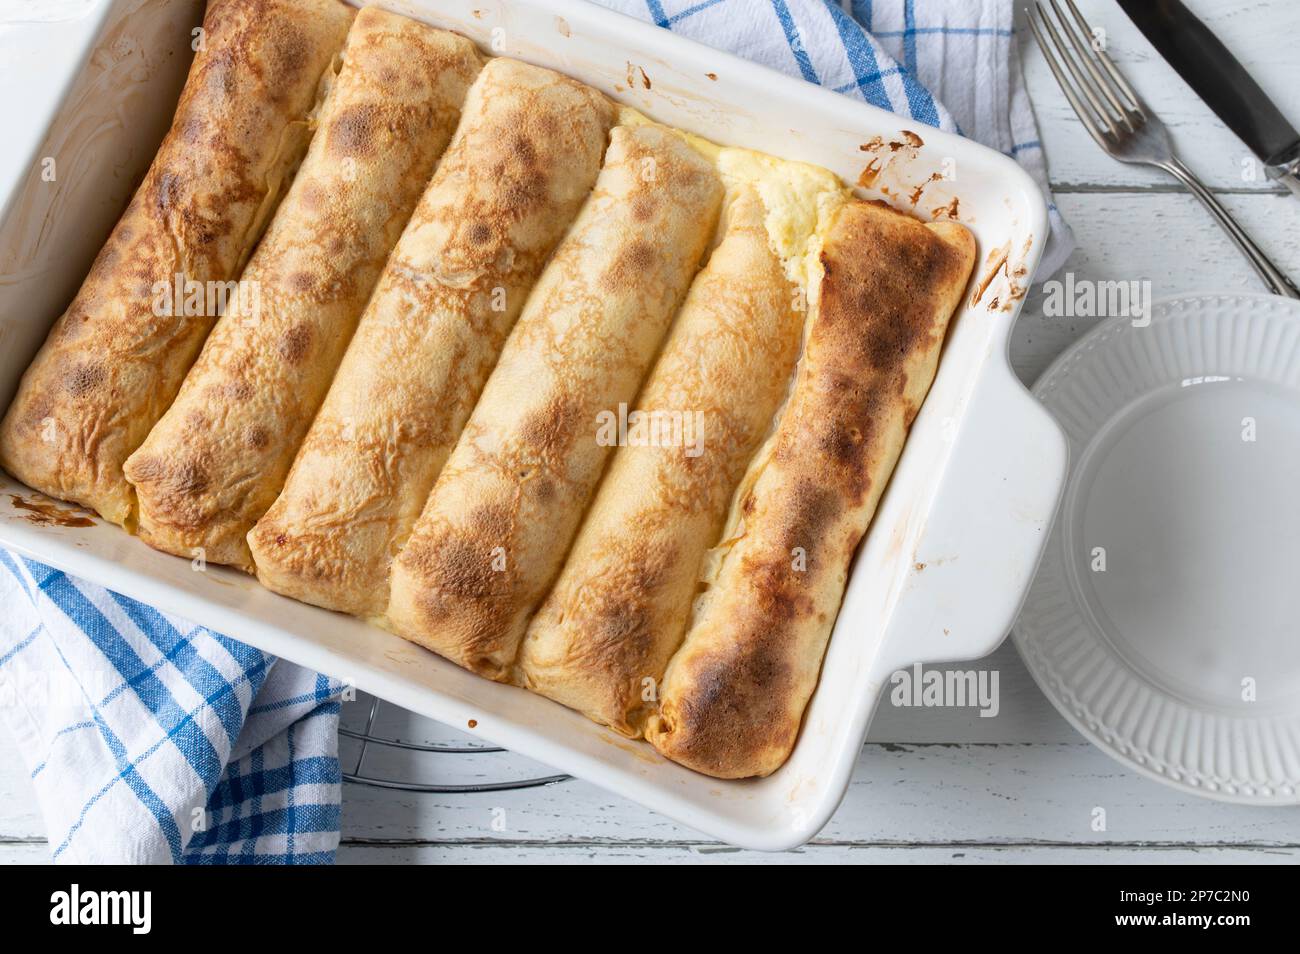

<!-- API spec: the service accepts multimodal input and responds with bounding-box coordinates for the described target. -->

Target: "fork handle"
[1158,157,1300,298]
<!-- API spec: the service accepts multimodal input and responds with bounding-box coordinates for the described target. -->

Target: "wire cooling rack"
[340,694,571,793]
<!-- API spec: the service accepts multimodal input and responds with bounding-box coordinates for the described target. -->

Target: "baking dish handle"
[869,364,1069,678]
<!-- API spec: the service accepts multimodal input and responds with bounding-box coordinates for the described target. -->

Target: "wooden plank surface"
[4,715,1299,861]
[335,845,1296,864]
[1019,0,1300,192]
[334,738,1300,847]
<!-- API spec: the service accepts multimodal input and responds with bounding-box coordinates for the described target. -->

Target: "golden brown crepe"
[248,58,613,614]
[123,7,482,569]
[644,200,976,779]
[386,123,724,678]
[516,189,804,736]
[0,0,355,528]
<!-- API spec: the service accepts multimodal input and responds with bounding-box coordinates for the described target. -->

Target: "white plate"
[0,0,1064,849]
[1015,293,1300,804]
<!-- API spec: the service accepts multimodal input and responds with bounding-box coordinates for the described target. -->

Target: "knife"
[1117,0,1300,198]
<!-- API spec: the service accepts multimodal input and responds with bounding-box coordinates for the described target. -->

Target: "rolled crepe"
[0,0,355,527]
[248,58,613,615]
[516,189,804,736]
[123,8,482,569]
[387,123,723,678]
[645,200,976,779]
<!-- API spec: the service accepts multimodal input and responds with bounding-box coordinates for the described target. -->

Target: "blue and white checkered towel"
[0,552,342,864]
[0,0,1068,866]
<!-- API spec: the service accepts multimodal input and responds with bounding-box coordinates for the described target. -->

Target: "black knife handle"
[1117,0,1299,165]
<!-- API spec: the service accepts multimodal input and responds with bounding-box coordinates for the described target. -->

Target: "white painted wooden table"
[3,0,1299,864]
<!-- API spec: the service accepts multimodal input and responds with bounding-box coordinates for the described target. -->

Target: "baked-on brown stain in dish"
[971,241,1011,307]
[933,196,961,219]
[856,132,931,196]
[8,495,95,528]
[624,62,653,90]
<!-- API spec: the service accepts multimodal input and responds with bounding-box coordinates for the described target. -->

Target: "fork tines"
[1027,0,1145,146]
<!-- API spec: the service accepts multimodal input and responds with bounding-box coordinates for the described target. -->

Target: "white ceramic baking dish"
[0,0,1066,850]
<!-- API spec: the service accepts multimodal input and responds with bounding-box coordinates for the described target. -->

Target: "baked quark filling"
[618,104,849,291]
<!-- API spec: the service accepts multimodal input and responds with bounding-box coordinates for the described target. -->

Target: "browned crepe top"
[516,188,804,736]
[0,0,355,526]
[122,7,483,569]
[645,201,976,778]
[246,56,614,615]
[387,123,724,678]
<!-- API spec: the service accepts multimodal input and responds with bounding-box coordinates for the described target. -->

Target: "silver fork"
[1027,0,1300,298]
